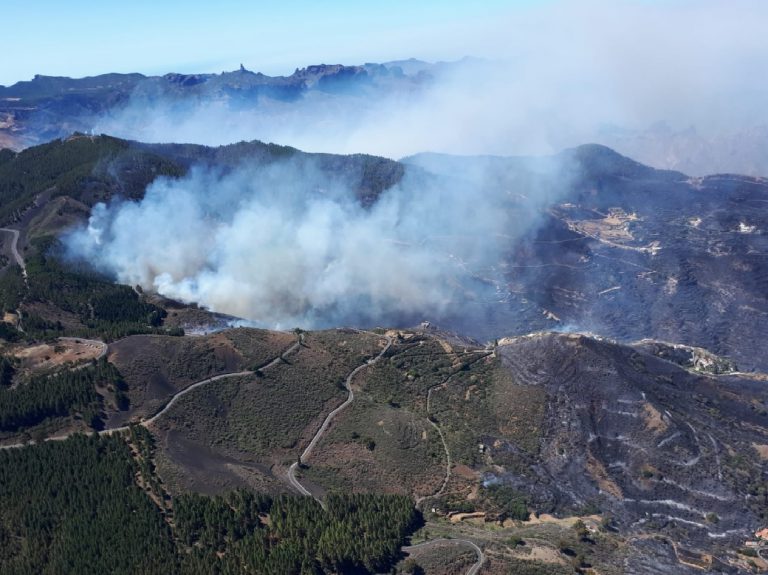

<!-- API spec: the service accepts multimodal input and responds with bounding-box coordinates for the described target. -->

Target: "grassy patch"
[431,357,547,466]
[303,398,445,496]
[152,330,383,461]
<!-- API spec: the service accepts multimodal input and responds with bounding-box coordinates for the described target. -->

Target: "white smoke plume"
[63,1,768,331]
[65,157,565,330]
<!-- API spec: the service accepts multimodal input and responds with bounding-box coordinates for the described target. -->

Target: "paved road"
[0,327,487,575]
[126,335,304,430]
[0,227,26,277]
[58,337,109,360]
[288,332,392,500]
[287,461,313,497]
[0,334,304,447]
[403,538,485,575]
[141,370,255,427]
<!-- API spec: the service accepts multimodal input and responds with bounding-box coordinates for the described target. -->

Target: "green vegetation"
[224,327,297,369]
[0,433,177,574]
[154,330,382,458]
[110,333,245,401]
[311,152,405,207]
[0,136,407,346]
[303,399,445,495]
[0,266,25,313]
[0,234,182,342]
[0,136,192,343]
[430,358,546,467]
[301,337,488,495]
[0,135,183,224]
[0,432,420,574]
[0,356,16,386]
[358,336,498,465]
[0,358,123,432]
[396,544,477,575]
[178,492,418,574]
[483,484,530,521]
[174,489,272,551]
[363,336,456,410]
[22,236,168,338]
[0,148,14,166]
[0,321,21,342]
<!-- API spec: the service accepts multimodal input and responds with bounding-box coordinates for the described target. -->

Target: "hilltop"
[0,136,766,370]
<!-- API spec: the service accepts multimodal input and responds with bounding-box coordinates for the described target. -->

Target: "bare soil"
[13,339,103,373]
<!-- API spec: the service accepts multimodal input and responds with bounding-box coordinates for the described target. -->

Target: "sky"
[1,0,521,85]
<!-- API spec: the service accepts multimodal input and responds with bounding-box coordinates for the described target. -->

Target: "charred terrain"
[0,133,765,574]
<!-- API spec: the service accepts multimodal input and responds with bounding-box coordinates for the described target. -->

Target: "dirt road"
[121,334,304,431]
[0,327,486,575]
[417,350,491,505]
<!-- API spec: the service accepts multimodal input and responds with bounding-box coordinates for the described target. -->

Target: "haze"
[5,1,768,173]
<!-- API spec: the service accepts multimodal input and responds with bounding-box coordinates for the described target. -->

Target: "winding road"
[403,538,485,575]
[288,332,393,501]
[416,350,491,506]
[1,334,304,446]
[283,332,486,574]
[1,327,487,574]
[0,227,27,330]
[58,337,109,361]
[142,335,303,428]
[0,227,26,278]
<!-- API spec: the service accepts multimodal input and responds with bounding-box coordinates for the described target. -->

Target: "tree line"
[0,358,123,432]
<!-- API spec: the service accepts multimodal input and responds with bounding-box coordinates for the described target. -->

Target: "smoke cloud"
[65,157,569,331]
[90,1,768,176]
[62,1,768,333]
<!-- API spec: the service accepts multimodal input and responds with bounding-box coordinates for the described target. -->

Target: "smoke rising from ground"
[65,158,566,330]
[90,1,768,175]
[63,1,768,332]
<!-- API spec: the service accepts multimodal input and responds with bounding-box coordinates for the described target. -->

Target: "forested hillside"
[0,429,420,574]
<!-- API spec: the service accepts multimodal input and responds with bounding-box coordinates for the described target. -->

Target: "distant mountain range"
[4,59,768,176]
[0,59,441,150]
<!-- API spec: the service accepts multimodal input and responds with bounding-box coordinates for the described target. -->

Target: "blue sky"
[1,0,524,85]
